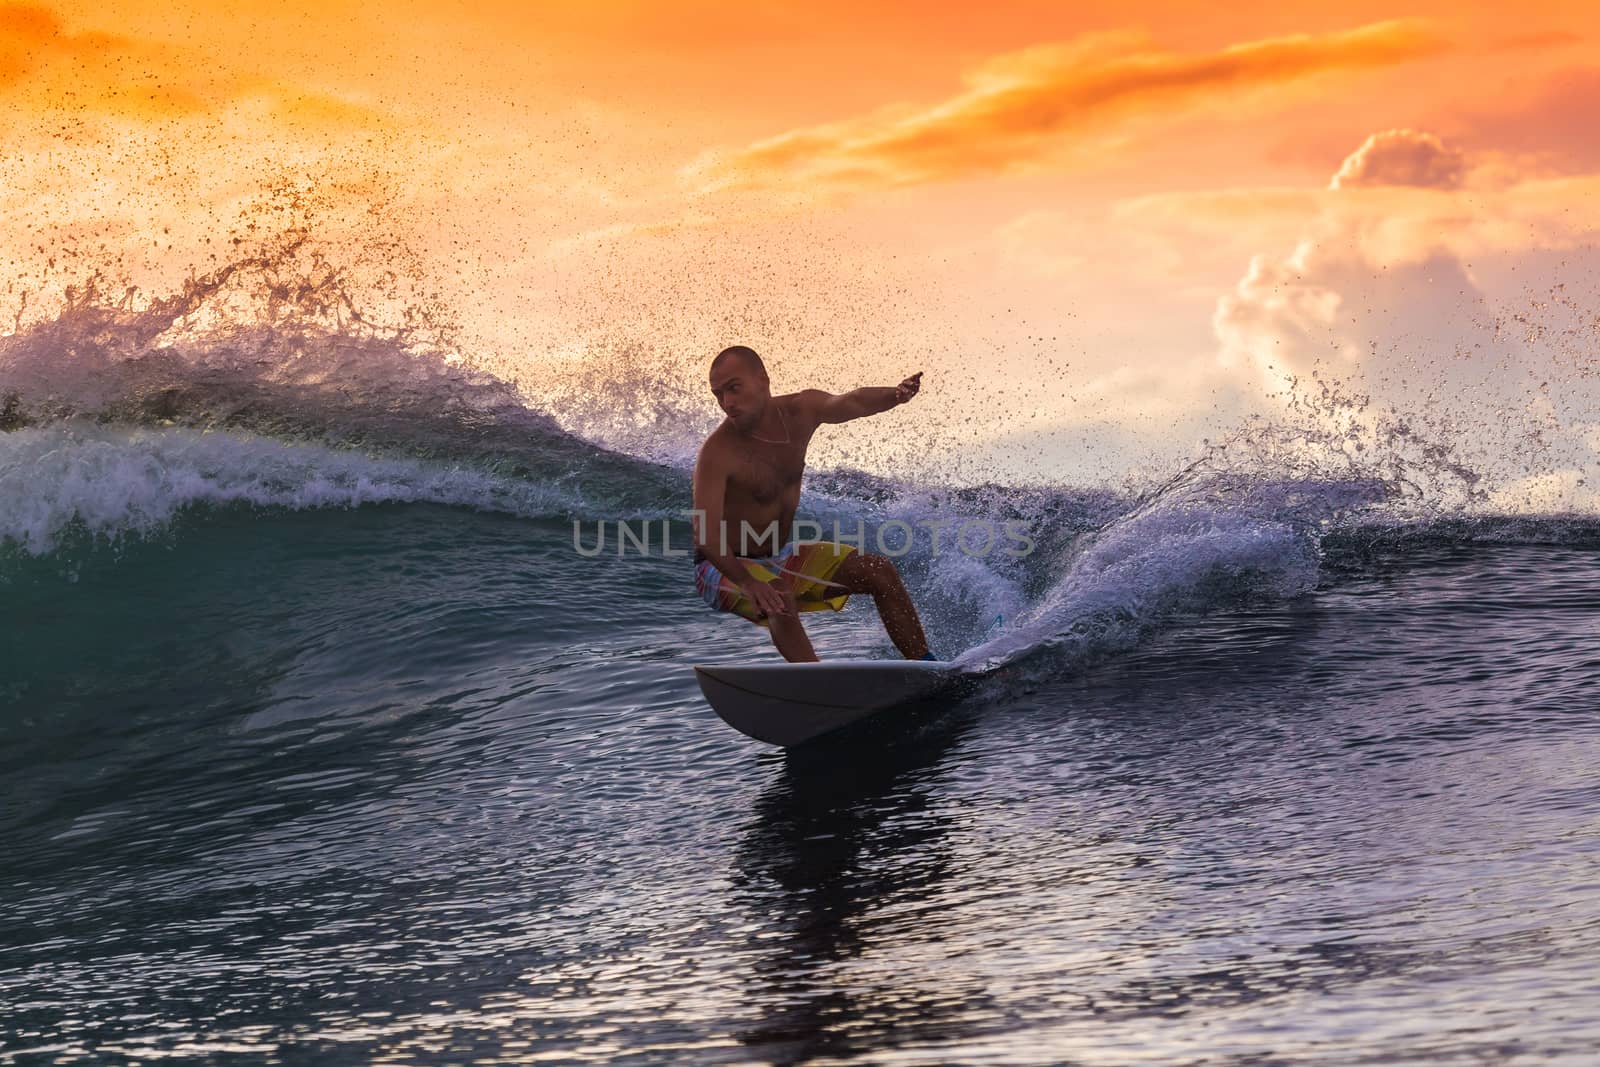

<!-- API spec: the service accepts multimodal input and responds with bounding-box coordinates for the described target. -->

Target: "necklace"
[746,404,791,445]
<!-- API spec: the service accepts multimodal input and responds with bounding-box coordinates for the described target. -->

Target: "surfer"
[692,345,935,663]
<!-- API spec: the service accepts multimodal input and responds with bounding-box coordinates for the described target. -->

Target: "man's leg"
[764,586,819,662]
[834,552,931,660]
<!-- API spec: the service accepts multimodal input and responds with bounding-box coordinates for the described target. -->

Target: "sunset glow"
[5,0,1597,492]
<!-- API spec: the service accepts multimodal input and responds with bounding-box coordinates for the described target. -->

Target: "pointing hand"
[895,371,923,405]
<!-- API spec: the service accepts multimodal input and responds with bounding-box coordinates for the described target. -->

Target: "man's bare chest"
[727,445,806,502]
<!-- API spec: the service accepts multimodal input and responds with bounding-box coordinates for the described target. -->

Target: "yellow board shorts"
[693,541,856,628]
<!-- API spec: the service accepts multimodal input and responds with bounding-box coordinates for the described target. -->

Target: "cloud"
[0,3,137,88]
[1212,240,1490,393]
[1330,128,1465,189]
[1208,130,1600,509]
[0,1,386,129]
[1110,151,1600,270]
[694,19,1447,194]
[1207,138,1600,393]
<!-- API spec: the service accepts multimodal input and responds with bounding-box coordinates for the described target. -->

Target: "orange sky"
[5,1,1599,498]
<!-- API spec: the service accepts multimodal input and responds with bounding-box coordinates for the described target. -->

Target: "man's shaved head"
[711,345,767,379]
[708,345,773,433]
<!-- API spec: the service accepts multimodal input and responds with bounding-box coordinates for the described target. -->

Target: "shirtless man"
[691,345,935,663]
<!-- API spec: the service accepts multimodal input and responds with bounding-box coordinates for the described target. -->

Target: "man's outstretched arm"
[802,372,922,424]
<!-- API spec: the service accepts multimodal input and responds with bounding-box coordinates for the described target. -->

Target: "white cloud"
[1210,130,1600,512]
[1330,128,1466,190]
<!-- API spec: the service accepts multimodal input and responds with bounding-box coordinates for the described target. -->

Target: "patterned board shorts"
[693,541,857,628]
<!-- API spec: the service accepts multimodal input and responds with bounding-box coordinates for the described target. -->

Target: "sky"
[3,1,1598,499]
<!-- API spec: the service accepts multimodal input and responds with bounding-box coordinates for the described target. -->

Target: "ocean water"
[3,273,1600,1065]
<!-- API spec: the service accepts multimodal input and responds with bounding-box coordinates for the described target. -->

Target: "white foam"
[0,422,596,556]
[955,480,1337,671]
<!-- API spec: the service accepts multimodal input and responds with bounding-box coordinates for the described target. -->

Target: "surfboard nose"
[693,660,954,747]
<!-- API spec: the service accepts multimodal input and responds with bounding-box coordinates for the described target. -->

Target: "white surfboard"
[694,659,960,747]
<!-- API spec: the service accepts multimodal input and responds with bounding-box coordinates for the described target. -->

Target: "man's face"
[709,358,769,431]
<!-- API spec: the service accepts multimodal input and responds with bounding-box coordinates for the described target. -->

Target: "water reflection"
[7,528,1600,1064]
[731,706,1000,1064]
